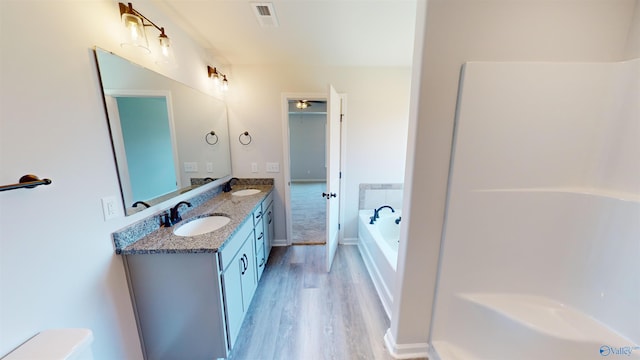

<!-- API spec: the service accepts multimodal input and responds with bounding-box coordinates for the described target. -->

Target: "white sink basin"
[232,189,261,196]
[173,215,230,237]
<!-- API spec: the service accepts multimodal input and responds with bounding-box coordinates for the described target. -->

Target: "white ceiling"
[156,0,418,67]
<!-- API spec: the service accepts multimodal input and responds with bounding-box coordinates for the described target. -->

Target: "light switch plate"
[251,162,258,173]
[266,162,280,173]
[101,196,121,220]
[206,162,214,173]
[184,162,198,172]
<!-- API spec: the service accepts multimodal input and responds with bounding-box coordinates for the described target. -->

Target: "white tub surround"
[358,209,401,319]
[430,60,640,360]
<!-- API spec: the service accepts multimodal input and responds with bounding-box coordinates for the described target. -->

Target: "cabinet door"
[239,235,257,309]
[221,254,244,349]
[256,240,266,281]
[254,219,265,281]
[265,203,274,257]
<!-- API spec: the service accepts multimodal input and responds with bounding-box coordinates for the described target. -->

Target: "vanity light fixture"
[119,2,174,63]
[207,66,229,91]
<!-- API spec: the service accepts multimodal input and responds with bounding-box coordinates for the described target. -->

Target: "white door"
[325,84,341,272]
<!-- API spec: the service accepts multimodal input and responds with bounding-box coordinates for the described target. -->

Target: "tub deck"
[430,293,640,360]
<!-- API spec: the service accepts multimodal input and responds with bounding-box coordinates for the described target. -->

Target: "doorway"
[287,99,327,245]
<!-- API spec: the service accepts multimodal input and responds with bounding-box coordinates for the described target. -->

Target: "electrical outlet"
[101,196,120,221]
[251,162,258,173]
[184,162,198,172]
[266,162,280,173]
[206,162,213,173]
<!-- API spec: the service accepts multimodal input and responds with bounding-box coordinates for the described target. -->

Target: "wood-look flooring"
[229,245,396,360]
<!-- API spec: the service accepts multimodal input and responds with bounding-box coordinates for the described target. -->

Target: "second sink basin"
[173,215,231,237]
[232,189,261,196]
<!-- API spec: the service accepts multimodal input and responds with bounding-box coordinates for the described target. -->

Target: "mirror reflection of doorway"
[104,93,180,208]
[289,101,327,244]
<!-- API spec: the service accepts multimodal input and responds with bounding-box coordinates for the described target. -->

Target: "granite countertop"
[118,185,273,255]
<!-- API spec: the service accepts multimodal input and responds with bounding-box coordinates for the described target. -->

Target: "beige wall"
[224,64,411,242]
[391,0,639,353]
[0,1,410,357]
[0,1,224,358]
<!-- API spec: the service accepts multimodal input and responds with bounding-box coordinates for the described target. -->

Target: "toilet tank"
[3,329,94,360]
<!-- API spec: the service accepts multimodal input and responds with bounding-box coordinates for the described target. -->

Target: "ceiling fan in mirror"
[295,100,324,109]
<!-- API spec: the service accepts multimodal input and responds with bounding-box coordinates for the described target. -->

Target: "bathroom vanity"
[116,186,274,360]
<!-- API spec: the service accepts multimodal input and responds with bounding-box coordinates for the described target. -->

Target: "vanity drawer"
[263,191,274,210]
[256,243,266,280]
[254,222,265,257]
[252,205,263,227]
[219,219,254,271]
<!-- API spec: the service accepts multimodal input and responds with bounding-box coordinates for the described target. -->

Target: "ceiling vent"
[251,2,279,27]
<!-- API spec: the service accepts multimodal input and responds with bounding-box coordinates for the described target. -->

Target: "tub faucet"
[223,177,239,192]
[374,205,395,220]
[169,201,192,224]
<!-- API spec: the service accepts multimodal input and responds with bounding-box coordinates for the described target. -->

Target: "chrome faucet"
[169,201,192,224]
[223,177,239,192]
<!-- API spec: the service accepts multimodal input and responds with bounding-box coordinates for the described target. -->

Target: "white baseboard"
[340,237,358,245]
[274,238,358,246]
[384,328,430,359]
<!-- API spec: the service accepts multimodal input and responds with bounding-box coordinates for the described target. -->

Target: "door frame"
[280,92,347,246]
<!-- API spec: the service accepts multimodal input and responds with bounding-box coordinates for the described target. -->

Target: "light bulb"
[221,75,229,91]
[120,12,149,53]
[156,30,175,64]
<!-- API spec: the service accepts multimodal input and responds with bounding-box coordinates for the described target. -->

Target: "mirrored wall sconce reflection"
[119,2,175,64]
[207,66,229,91]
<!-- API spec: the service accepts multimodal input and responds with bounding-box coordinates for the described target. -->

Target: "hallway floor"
[229,245,397,360]
[291,182,326,244]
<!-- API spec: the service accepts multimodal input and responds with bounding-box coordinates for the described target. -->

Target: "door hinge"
[338,223,341,230]
[340,114,344,122]
[339,171,342,179]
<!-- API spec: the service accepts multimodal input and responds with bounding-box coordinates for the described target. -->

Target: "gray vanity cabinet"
[123,193,273,360]
[253,192,273,281]
[123,253,228,360]
[264,197,274,258]
[220,222,256,349]
[123,210,266,359]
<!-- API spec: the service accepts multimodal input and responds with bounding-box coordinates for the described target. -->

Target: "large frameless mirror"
[94,48,232,216]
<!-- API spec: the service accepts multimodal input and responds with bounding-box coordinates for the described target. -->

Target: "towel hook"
[205,131,219,145]
[239,131,252,145]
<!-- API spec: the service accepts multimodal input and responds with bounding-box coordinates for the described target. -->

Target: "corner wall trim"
[272,239,288,247]
[384,328,429,359]
[340,237,358,245]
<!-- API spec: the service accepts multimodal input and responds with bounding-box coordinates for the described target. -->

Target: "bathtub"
[430,189,640,360]
[357,209,401,318]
